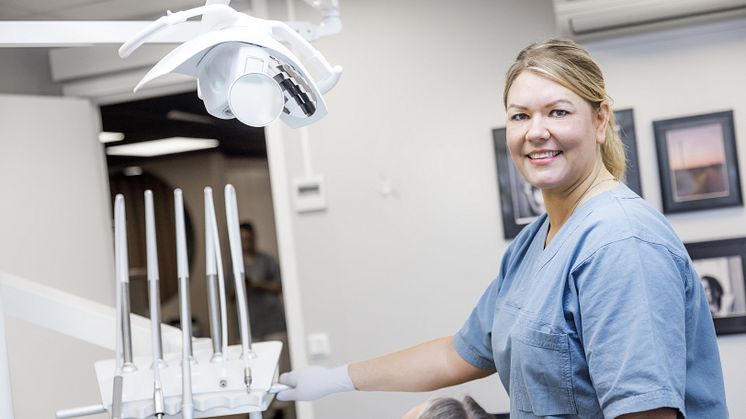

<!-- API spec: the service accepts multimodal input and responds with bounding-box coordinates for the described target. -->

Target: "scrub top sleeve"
[453,278,500,372]
[571,238,687,418]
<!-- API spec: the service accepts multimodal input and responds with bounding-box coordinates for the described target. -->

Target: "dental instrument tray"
[94,341,282,419]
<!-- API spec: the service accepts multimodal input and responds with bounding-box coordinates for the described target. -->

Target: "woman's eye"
[510,113,528,121]
[550,109,569,117]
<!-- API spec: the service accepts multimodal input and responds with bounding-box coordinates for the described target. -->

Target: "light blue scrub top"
[455,184,727,418]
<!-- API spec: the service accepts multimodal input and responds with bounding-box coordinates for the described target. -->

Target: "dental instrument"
[144,190,165,419]
[174,189,195,419]
[112,195,127,419]
[225,184,256,393]
[204,188,223,361]
[115,197,137,374]
[46,186,288,419]
[205,187,230,388]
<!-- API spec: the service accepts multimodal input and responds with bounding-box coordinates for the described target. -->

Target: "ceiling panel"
[0,4,35,19]
[52,0,207,20]
[1,0,102,14]
[0,0,247,20]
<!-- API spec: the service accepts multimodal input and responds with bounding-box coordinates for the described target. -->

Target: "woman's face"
[505,71,608,194]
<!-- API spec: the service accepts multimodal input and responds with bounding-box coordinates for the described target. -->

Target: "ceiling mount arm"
[286,0,341,41]
[119,4,239,58]
[271,20,342,94]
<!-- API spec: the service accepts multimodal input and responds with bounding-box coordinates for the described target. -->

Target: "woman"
[276,39,728,418]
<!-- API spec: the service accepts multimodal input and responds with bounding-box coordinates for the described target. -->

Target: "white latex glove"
[276,365,355,401]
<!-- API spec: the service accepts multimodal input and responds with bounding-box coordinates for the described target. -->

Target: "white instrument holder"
[94,341,282,419]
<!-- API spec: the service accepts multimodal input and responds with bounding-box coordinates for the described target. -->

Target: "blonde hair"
[503,38,626,180]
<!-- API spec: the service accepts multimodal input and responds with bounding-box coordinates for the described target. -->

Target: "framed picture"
[615,109,643,196]
[654,110,742,213]
[685,237,746,335]
[492,109,643,240]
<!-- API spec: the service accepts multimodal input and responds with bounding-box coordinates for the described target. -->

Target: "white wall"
[0,94,114,419]
[585,19,746,417]
[269,1,556,417]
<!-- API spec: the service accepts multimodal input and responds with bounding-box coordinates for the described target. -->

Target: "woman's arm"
[350,336,493,392]
[277,335,493,401]
[617,408,678,419]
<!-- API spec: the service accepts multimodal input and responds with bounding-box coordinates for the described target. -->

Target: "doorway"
[101,91,295,419]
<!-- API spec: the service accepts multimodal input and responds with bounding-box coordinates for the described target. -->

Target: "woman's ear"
[595,101,610,145]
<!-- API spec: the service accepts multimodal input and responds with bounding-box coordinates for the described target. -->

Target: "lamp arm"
[285,0,341,41]
[271,21,342,93]
[119,4,240,58]
[0,21,209,48]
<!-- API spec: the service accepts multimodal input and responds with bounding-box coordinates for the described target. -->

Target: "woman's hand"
[275,365,354,401]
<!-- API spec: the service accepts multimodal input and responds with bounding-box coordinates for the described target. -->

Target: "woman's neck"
[543,164,618,246]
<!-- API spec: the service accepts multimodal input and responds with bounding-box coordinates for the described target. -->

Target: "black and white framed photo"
[685,237,746,335]
[615,109,642,196]
[492,109,643,240]
[654,110,742,214]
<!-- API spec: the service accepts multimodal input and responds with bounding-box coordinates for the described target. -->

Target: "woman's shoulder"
[573,184,688,259]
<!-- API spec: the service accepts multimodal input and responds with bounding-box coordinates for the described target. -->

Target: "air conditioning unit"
[554,0,746,40]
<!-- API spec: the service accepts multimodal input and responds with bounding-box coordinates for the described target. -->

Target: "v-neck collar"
[537,183,626,266]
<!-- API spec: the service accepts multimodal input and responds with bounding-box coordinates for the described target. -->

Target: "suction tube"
[144,190,165,419]
[174,189,194,419]
[205,187,230,386]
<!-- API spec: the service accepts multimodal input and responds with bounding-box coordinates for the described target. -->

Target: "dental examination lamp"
[0,0,343,128]
[119,2,343,128]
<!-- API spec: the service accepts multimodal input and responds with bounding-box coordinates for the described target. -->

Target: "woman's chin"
[524,179,554,191]
[523,174,568,192]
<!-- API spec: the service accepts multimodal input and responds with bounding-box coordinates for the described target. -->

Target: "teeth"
[529,151,560,159]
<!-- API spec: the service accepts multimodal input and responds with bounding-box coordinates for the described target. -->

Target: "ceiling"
[0,0,266,163]
[0,0,251,20]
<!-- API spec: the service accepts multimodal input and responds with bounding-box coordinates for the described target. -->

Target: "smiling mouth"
[528,150,562,159]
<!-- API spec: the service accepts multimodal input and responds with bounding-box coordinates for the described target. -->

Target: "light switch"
[307,333,331,359]
[293,175,327,213]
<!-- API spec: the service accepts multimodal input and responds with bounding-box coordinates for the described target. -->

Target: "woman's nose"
[526,116,550,142]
